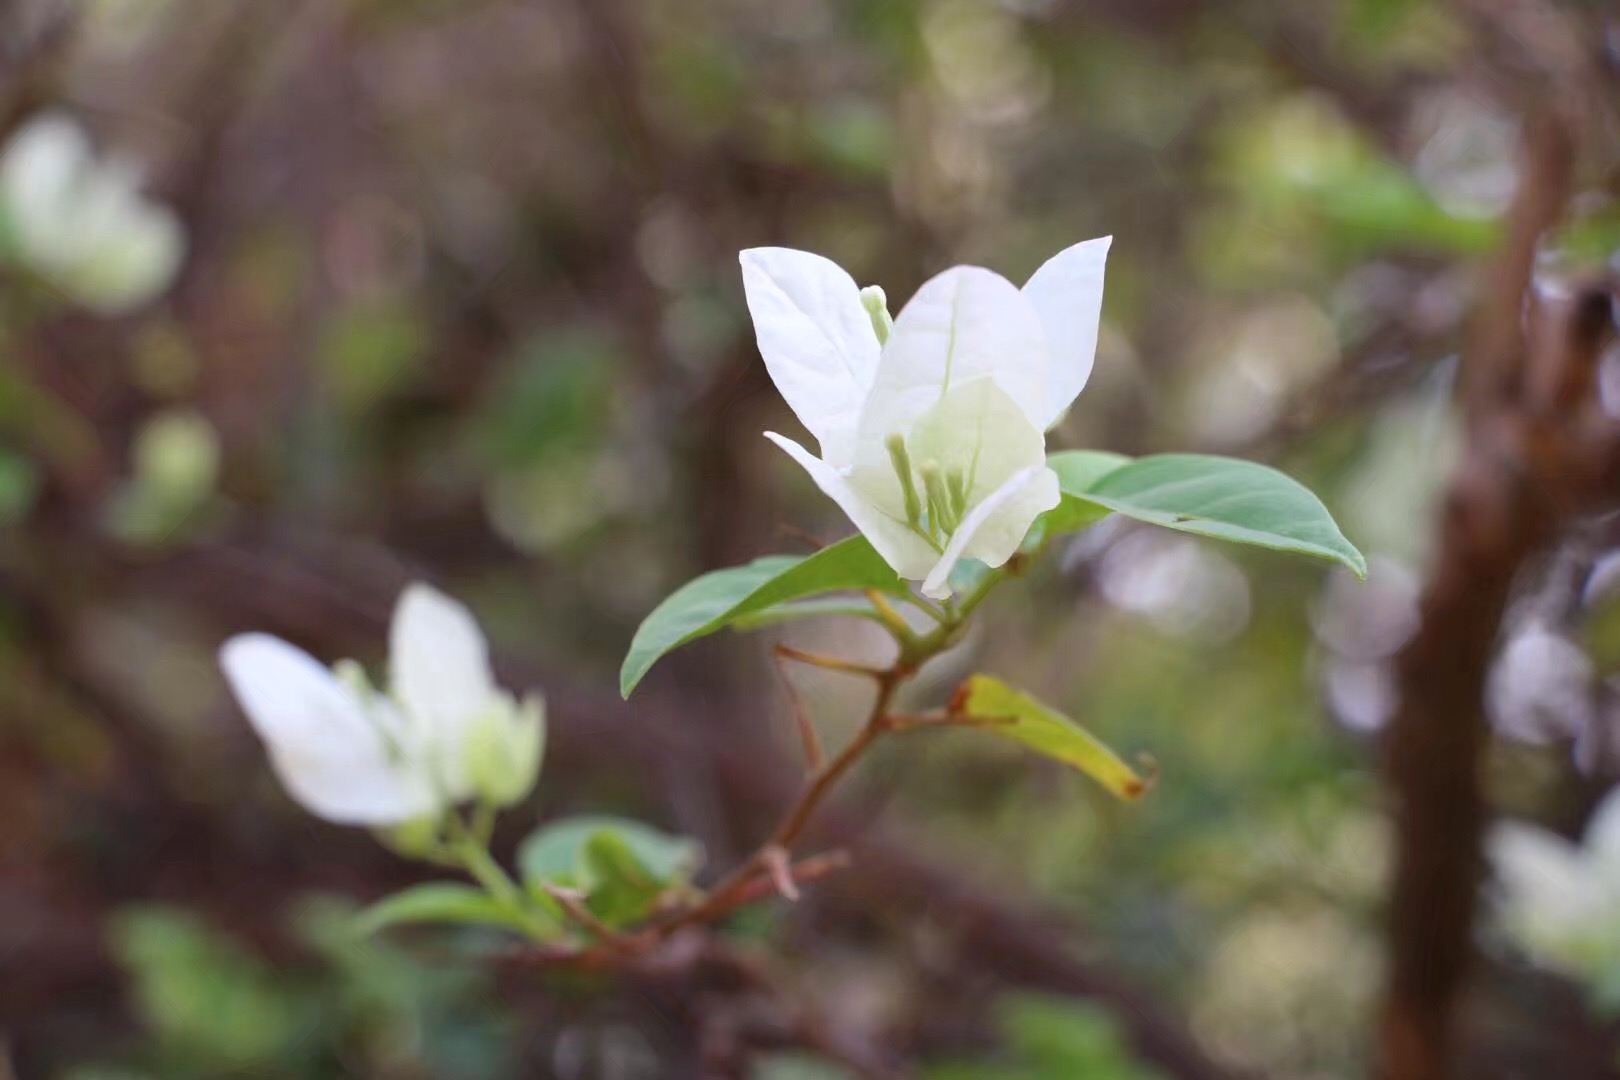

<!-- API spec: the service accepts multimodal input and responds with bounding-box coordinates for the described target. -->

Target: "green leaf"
[518,816,704,931]
[953,675,1151,801]
[1058,452,1365,577]
[353,883,535,936]
[578,832,676,927]
[1043,450,1132,535]
[621,535,905,697]
[729,597,885,631]
[517,815,703,891]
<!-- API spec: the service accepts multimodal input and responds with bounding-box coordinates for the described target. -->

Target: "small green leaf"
[1058,452,1365,577]
[621,535,905,696]
[953,675,1151,801]
[518,816,704,931]
[353,883,536,936]
[578,831,676,927]
[1043,450,1133,536]
[517,815,703,891]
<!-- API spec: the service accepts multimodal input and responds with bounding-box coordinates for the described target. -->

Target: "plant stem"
[447,816,554,942]
[667,669,902,928]
[533,567,1010,957]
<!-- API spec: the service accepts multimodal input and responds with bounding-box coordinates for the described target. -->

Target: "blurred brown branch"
[1376,110,1620,1078]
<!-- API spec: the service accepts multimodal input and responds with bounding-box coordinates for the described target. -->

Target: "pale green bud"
[464,693,546,808]
[860,285,893,345]
[132,410,219,509]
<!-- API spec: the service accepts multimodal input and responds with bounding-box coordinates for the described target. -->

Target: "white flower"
[1489,788,1620,980]
[219,583,545,826]
[0,112,183,313]
[740,237,1109,598]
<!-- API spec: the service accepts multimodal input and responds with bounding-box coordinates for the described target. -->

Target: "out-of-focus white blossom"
[1489,788,1620,988]
[219,584,544,827]
[0,113,183,313]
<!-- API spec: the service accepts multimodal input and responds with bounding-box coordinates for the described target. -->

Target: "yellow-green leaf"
[952,675,1151,801]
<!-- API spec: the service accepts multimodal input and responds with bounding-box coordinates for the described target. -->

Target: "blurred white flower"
[0,112,184,313]
[740,237,1109,598]
[1490,789,1620,983]
[1097,530,1251,643]
[1487,620,1595,745]
[219,584,544,826]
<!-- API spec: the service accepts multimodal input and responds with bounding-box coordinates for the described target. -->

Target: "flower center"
[885,432,969,550]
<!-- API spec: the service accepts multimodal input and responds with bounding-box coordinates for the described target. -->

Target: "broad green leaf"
[954,675,1151,801]
[1060,452,1365,577]
[621,535,904,696]
[517,815,703,891]
[1042,450,1132,536]
[353,883,538,936]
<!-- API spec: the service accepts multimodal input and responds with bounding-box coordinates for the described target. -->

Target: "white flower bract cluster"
[1490,788,1620,988]
[219,584,544,827]
[740,237,1109,598]
[0,113,184,313]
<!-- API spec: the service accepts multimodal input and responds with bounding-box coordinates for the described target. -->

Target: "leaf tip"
[619,659,645,699]
[1121,753,1160,801]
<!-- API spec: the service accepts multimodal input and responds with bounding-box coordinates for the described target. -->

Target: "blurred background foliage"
[1,0,1618,1077]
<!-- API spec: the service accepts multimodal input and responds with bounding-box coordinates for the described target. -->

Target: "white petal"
[1023,236,1110,429]
[218,634,437,825]
[765,431,937,581]
[740,247,881,466]
[858,266,1049,453]
[70,203,184,313]
[265,706,439,825]
[220,634,371,750]
[1585,785,1620,867]
[390,583,496,794]
[1490,822,1600,920]
[921,466,1059,599]
[0,114,90,254]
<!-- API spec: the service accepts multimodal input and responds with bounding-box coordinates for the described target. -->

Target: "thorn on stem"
[762,845,800,901]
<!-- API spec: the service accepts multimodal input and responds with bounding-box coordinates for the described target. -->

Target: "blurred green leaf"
[0,450,39,525]
[518,815,702,929]
[928,993,1169,1079]
[109,906,302,1070]
[354,883,536,936]
[477,329,619,468]
[318,303,426,411]
[620,534,905,696]
[519,815,702,888]
[1060,453,1366,577]
[955,675,1151,801]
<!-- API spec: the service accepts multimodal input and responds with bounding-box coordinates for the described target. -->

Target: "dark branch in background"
[1376,105,1620,1079]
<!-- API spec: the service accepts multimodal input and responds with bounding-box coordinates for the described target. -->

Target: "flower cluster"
[0,113,184,313]
[739,238,1109,598]
[220,584,544,828]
